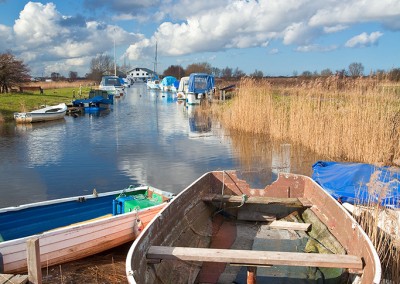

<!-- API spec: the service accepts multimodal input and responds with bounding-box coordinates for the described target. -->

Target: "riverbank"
[0,83,94,122]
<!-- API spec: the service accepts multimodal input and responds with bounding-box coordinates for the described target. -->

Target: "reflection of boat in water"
[126,170,381,284]
[14,103,67,124]
[187,105,212,138]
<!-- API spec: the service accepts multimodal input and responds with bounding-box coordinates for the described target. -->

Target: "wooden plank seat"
[202,194,312,208]
[269,220,311,231]
[147,246,363,272]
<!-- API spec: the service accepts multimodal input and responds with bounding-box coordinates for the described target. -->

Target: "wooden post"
[27,238,42,284]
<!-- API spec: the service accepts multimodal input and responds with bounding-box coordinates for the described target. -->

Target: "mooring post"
[27,238,42,284]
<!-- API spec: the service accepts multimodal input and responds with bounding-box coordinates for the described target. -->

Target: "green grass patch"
[0,87,93,122]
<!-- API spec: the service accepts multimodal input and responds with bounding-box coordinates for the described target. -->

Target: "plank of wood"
[269,220,311,231]
[203,194,311,207]
[0,274,28,284]
[147,246,363,272]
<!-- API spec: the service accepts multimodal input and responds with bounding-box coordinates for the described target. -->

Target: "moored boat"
[159,76,177,92]
[126,171,381,284]
[186,73,215,105]
[13,103,67,123]
[0,185,173,274]
[99,75,125,98]
[72,95,113,113]
[176,76,189,100]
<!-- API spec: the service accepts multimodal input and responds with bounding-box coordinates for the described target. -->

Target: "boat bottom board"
[196,214,351,283]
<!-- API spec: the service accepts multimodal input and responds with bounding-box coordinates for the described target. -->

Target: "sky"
[0,0,399,78]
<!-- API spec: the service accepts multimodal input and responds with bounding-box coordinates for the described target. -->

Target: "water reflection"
[0,84,325,208]
[15,120,66,167]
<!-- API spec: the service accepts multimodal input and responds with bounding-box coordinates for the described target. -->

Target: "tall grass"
[215,77,400,165]
[351,170,400,283]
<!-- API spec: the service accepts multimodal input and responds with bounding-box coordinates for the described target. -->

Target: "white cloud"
[2,0,398,76]
[269,48,279,54]
[345,31,383,48]
[296,44,338,52]
[323,25,348,33]
[309,0,400,29]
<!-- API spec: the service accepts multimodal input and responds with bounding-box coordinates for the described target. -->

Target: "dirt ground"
[41,243,131,284]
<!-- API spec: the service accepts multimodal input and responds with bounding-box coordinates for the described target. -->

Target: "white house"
[126,67,156,83]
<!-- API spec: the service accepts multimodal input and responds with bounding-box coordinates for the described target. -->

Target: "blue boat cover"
[312,161,400,208]
[188,73,215,94]
[161,76,177,86]
[72,95,112,106]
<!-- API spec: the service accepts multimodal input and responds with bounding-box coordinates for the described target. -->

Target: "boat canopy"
[312,161,400,208]
[177,76,189,92]
[187,73,214,94]
[160,76,177,87]
[101,76,122,86]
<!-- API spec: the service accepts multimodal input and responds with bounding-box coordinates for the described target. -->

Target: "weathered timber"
[0,274,28,284]
[269,220,311,231]
[203,194,312,207]
[147,246,363,272]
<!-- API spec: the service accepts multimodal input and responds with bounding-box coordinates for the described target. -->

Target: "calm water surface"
[0,84,323,208]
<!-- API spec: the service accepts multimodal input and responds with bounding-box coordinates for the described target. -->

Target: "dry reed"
[215,77,400,165]
[351,170,400,283]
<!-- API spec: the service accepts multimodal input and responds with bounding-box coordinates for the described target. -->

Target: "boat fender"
[133,218,144,237]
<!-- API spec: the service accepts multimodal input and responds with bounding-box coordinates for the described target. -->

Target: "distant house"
[126,67,156,83]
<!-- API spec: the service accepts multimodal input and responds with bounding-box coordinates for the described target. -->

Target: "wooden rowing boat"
[126,171,381,284]
[0,185,173,274]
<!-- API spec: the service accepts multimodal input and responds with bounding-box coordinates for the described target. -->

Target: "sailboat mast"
[153,42,158,76]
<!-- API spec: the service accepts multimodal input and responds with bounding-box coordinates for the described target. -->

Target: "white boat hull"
[14,103,67,123]
[0,203,165,273]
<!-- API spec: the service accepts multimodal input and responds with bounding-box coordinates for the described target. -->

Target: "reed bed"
[215,77,400,165]
[351,169,400,283]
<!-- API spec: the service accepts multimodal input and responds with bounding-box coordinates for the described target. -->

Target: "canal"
[0,84,323,208]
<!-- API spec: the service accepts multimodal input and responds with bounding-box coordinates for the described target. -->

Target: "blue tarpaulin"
[160,76,177,87]
[187,73,214,94]
[312,161,400,208]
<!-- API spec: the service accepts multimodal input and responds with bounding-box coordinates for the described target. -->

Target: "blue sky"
[0,0,399,77]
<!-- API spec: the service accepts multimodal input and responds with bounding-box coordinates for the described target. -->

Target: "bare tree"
[185,62,212,75]
[87,54,114,82]
[320,68,333,77]
[163,65,185,79]
[0,52,30,93]
[348,62,364,77]
[250,69,264,78]
[69,71,78,81]
[221,67,233,78]
[233,67,246,78]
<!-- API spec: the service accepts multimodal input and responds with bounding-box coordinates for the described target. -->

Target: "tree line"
[1,51,400,94]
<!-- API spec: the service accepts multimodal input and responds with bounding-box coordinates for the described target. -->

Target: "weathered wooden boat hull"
[126,171,381,284]
[0,186,173,274]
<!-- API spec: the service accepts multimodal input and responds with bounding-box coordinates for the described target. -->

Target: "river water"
[0,84,323,208]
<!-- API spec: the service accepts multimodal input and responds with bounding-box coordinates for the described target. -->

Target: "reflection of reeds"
[353,171,399,283]
[214,77,400,164]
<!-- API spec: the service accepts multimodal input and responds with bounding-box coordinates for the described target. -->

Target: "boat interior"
[128,171,378,284]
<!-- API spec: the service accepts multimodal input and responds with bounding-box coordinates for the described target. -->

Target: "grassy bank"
[213,77,400,165]
[0,85,93,122]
